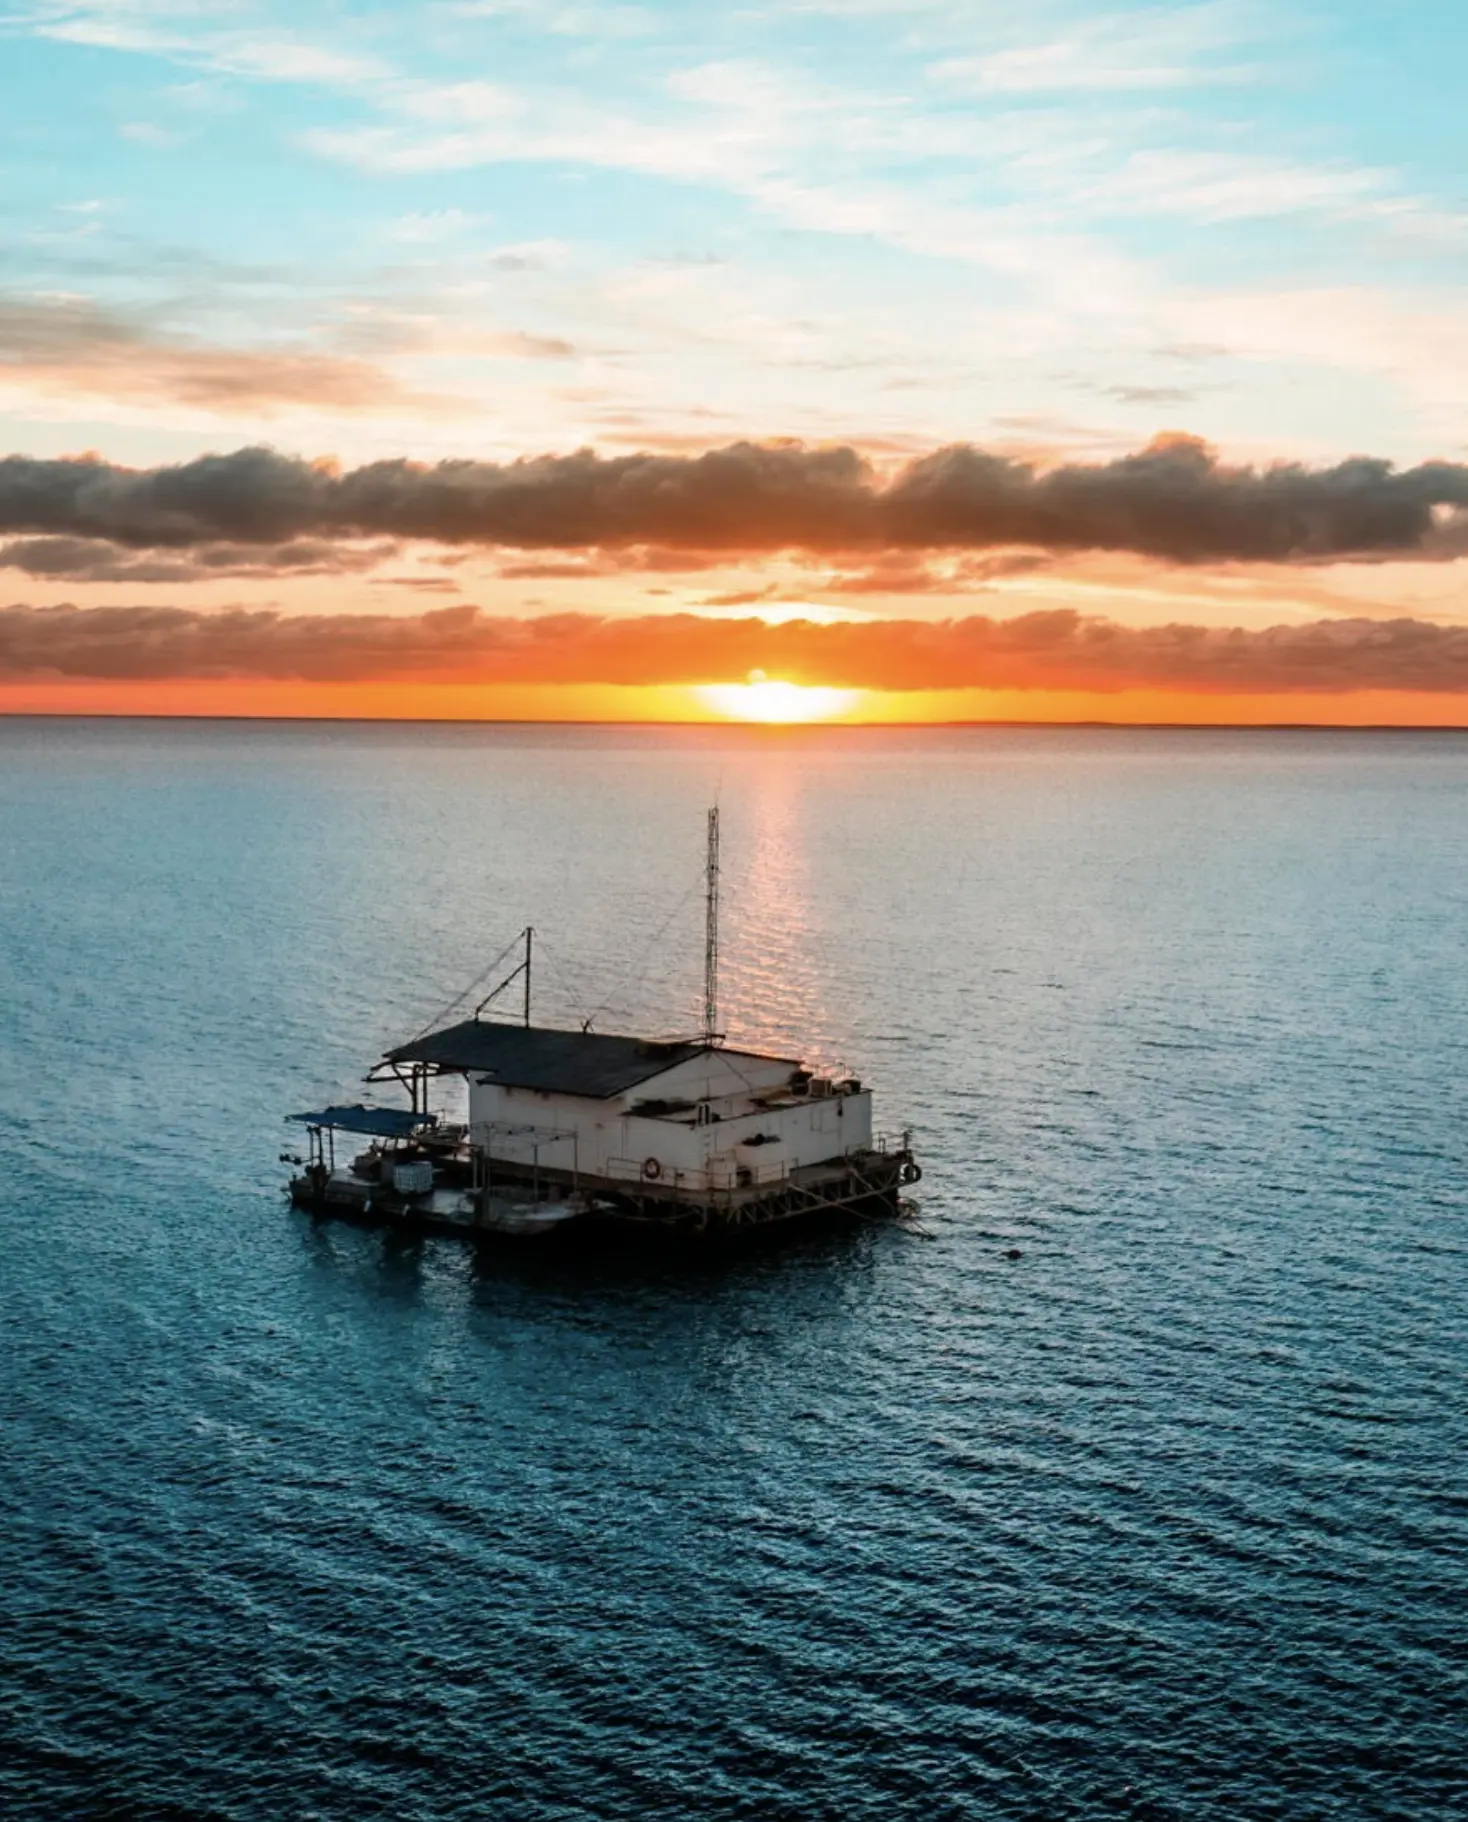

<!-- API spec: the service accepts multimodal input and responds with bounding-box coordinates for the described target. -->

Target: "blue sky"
[4,1,1468,647]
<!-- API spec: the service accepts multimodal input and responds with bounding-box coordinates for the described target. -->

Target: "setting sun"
[696,671,861,723]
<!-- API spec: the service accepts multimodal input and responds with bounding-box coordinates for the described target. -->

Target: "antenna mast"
[470,924,534,1024]
[703,807,720,1045]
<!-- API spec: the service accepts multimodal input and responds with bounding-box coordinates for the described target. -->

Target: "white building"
[385,1020,873,1195]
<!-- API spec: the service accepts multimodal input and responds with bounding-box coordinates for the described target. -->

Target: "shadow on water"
[297,1201,897,1289]
[288,1202,914,1358]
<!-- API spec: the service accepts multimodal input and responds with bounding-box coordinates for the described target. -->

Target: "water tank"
[392,1159,434,1196]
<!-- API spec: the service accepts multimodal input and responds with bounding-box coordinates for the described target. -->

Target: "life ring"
[642,1157,663,1181]
[901,1162,922,1185]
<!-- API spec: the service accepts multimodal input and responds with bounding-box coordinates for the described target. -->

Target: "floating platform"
[283,811,920,1251]
[287,1128,919,1249]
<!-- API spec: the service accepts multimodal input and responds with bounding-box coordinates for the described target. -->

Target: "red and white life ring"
[642,1157,663,1181]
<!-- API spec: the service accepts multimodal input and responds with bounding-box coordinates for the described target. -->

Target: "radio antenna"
[703,806,720,1045]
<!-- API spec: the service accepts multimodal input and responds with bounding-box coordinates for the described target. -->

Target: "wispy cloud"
[1170,285,1468,419]
[385,208,494,244]
[206,37,391,85]
[1077,149,1396,223]
[930,3,1260,94]
[445,1,655,36]
[0,292,463,416]
[33,5,394,84]
[118,120,181,146]
[10,0,1468,469]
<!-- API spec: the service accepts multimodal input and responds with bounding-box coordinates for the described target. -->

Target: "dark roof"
[289,1104,435,1138]
[384,1020,712,1099]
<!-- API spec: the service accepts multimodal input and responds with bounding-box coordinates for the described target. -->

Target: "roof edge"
[383,1018,802,1071]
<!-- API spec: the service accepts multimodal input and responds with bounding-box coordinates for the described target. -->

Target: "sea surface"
[1,718,1465,1822]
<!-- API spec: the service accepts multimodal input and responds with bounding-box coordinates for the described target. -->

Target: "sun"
[696,671,860,724]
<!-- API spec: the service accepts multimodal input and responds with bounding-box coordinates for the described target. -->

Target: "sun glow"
[696,671,860,723]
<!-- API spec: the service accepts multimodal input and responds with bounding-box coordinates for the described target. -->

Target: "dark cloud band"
[5,602,1468,695]
[4,435,1468,563]
[0,535,394,584]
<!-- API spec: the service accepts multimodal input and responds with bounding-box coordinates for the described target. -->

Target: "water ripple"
[1,723,1465,1820]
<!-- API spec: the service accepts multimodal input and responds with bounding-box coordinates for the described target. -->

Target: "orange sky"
[8,444,1468,726]
[6,589,1468,724]
[5,677,1468,727]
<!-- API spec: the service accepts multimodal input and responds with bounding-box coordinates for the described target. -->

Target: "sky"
[4,0,1468,723]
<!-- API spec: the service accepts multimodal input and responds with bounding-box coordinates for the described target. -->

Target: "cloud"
[5,435,1468,565]
[386,208,494,244]
[822,556,947,596]
[700,584,781,607]
[929,4,1260,95]
[36,13,394,87]
[0,294,459,418]
[119,122,182,148]
[326,305,576,365]
[0,535,395,584]
[822,550,1055,594]
[446,2,655,36]
[209,39,392,86]
[494,557,614,580]
[1103,385,1197,405]
[1078,150,1396,225]
[484,240,570,271]
[7,601,1468,697]
[493,331,578,359]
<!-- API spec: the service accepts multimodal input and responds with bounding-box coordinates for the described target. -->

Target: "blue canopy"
[289,1104,434,1138]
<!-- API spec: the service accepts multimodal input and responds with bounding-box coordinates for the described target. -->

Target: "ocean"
[1,718,1464,1820]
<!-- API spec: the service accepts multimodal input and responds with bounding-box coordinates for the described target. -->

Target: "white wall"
[689,1090,874,1190]
[467,1073,873,1191]
[627,1048,797,1110]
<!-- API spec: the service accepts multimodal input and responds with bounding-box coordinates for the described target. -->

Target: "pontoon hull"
[289,1148,916,1249]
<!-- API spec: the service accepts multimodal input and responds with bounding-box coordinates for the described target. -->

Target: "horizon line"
[4,711,1468,734]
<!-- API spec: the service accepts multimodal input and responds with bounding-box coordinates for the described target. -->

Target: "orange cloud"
[6,601,1468,698]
